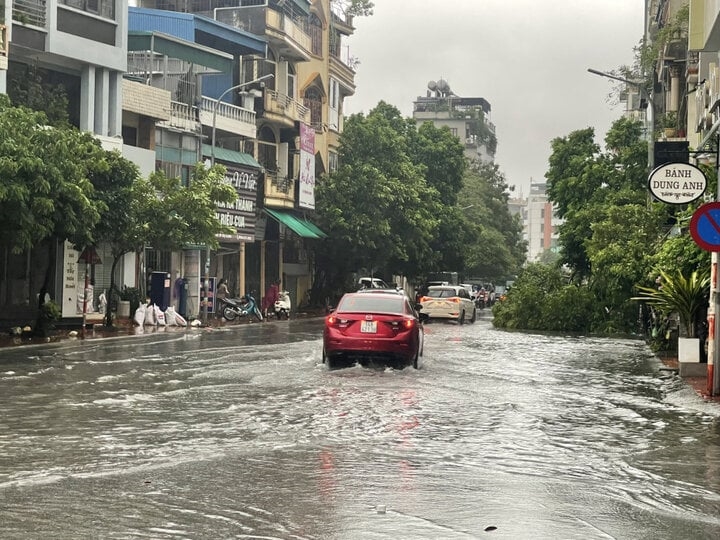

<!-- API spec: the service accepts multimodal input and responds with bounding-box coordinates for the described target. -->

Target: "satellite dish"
[428,80,437,91]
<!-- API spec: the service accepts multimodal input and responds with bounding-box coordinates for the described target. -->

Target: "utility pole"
[203,73,274,324]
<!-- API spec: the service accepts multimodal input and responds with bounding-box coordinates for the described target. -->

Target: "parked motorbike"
[219,292,263,322]
[273,290,292,320]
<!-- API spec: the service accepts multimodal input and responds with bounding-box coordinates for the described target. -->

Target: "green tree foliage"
[332,0,374,17]
[632,269,709,338]
[139,165,237,252]
[315,103,440,294]
[0,95,102,254]
[460,161,526,281]
[408,121,466,206]
[492,263,595,332]
[313,101,524,302]
[501,116,680,334]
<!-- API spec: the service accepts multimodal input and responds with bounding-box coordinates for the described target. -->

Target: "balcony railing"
[215,5,311,60]
[13,0,46,27]
[157,101,201,133]
[264,170,295,207]
[264,89,309,124]
[200,96,257,139]
[202,96,256,126]
[266,8,312,53]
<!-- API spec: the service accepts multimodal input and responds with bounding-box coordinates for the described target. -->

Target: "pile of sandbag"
[133,303,187,327]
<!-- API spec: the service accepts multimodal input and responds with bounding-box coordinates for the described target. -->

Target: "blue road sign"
[690,202,720,252]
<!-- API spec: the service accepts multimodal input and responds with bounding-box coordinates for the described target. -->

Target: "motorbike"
[273,290,292,320]
[219,292,263,322]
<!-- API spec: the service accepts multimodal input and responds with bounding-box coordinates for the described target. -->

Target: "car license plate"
[361,320,377,333]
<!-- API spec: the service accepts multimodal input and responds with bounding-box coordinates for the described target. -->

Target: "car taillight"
[390,319,415,331]
[420,296,431,303]
[326,315,351,328]
[450,298,460,303]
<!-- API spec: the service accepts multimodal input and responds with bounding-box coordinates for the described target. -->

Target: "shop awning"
[264,208,327,239]
[202,145,262,168]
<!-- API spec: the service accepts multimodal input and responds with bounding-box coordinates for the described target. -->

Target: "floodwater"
[1,314,720,539]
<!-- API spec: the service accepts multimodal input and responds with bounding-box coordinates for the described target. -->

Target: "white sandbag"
[174,312,188,327]
[164,306,178,326]
[144,303,157,326]
[154,304,166,326]
[133,304,146,326]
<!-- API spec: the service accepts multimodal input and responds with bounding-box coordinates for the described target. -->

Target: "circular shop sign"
[648,162,707,204]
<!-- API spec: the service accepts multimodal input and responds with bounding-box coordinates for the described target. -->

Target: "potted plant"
[658,111,678,138]
[36,300,61,337]
[633,269,710,365]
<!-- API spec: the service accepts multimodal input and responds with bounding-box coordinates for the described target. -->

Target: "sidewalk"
[658,354,720,403]
[0,308,327,350]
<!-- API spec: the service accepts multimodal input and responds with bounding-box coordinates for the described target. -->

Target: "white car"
[358,277,390,290]
[419,285,477,324]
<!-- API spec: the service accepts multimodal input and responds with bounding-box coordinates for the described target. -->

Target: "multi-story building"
[0,0,133,323]
[412,78,496,163]
[525,182,561,262]
[127,6,267,315]
[134,0,345,312]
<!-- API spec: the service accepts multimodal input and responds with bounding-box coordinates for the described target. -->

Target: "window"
[329,151,338,173]
[309,14,322,56]
[61,0,115,20]
[328,78,339,130]
[304,87,323,128]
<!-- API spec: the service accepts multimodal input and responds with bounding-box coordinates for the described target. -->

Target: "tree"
[632,269,709,338]
[95,163,236,326]
[460,161,526,281]
[0,95,110,330]
[313,103,440,299]
[0,96,103,255]
[332,0,374,17]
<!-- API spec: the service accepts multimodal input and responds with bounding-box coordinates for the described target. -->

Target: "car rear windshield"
[427,288,459,298]
[337,295,404,314]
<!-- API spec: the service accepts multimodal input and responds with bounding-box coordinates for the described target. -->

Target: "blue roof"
[129,7,267,57]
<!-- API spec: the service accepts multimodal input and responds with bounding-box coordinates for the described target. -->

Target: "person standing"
[216,279,230,318]
[262,280,280,319]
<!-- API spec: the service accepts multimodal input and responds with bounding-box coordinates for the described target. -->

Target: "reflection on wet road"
[2,314,720,539]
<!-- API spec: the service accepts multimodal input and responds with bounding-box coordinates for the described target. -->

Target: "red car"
[323,291,424,369]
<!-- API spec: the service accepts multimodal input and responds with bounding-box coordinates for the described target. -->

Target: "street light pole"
[587,68,655,172]
[210,73,274,167]
[203,73,274,324]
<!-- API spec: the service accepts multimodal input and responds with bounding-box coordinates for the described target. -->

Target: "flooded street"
[2,314,720,539]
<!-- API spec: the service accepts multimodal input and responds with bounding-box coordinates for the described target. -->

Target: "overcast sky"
[344,0,645,196]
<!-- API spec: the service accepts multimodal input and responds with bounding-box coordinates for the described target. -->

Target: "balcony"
[157,101,201,134]
[264,170,296,208]
[262,89,309,126]
[199,96,257,139]
[214,6,311,62]
[13,0,47,28]
[329,54,356,96]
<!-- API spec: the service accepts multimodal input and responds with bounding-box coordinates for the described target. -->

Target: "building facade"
[0,0,134,324]
[412,78,496,163]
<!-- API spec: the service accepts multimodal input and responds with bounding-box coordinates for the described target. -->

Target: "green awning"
[264,208,326,239]
[128,31,234,72]
[302,219,327,238]
[202,145,262,168]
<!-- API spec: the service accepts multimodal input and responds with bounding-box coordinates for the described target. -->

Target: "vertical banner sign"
[215,165,259,242]
[298,123,316,210]
[62,241,79,318]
